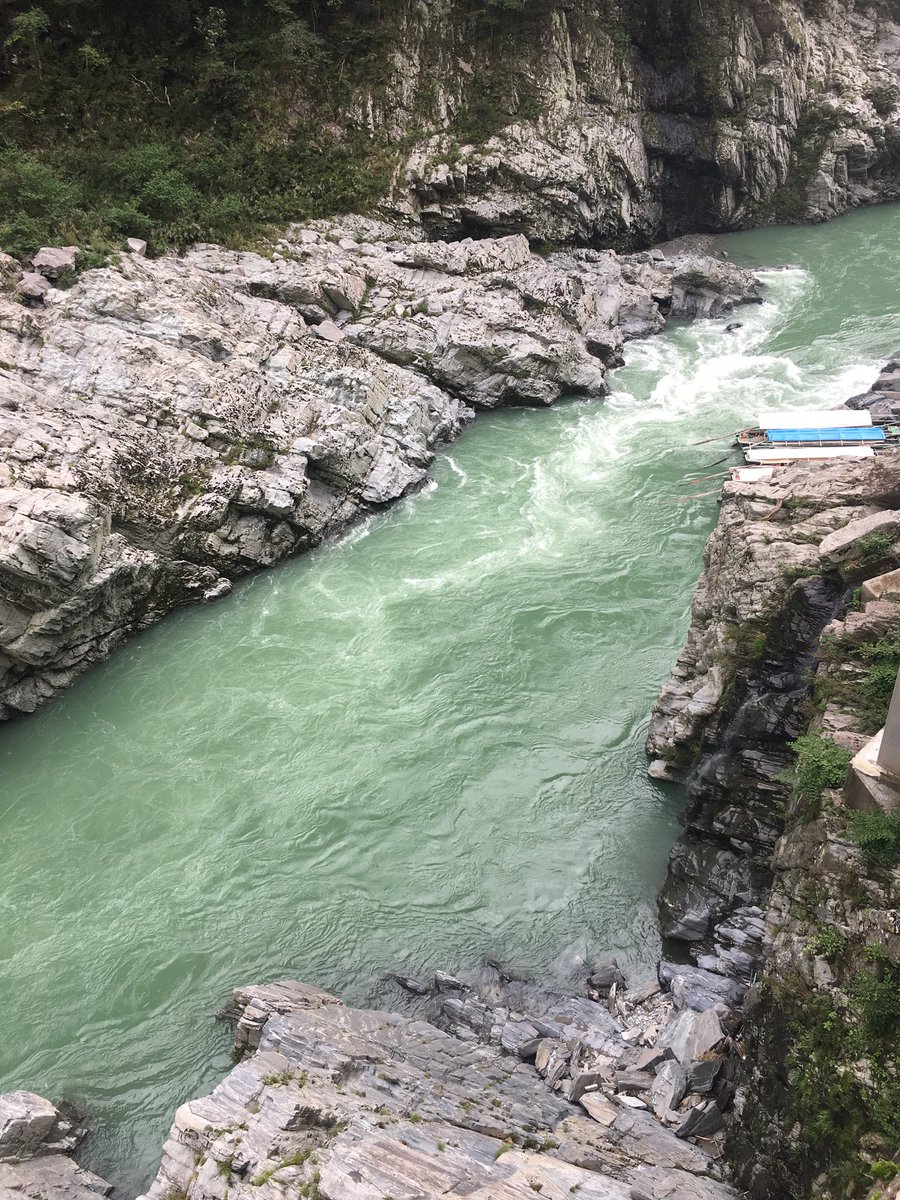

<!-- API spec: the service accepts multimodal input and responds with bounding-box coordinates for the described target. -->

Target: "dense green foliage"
[0,0,560,257]
[847,807,900,866]
[814,628,900,733]
[789,733,853,803]
[0,0,406,256]
[746,970,900,1196]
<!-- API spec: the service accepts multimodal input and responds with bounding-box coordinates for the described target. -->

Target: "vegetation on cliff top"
[0,0,568,257]
[0,0,402,258]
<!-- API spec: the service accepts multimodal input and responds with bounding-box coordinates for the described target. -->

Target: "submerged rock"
[0,1090,112,1198]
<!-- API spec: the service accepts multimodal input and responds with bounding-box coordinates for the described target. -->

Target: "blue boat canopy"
[765,427,886,444]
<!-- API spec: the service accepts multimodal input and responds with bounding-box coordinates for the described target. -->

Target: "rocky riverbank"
[647,365,900,1196]
[0,222,759,720]
[2,963,756,1200]
[4,288,900,1200]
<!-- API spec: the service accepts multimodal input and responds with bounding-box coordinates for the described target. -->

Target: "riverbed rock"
[0,1091,113,1197]
[0,218,757,720]
[137,981,741,1200]
[656,1007,725,1068]
[658,962,747,1013]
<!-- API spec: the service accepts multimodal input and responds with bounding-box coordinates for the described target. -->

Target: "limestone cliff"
[364,0,900,244]
[1,0,899,258]
[647,372,900,1196]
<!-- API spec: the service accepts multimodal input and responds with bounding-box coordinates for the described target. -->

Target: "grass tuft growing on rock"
[847,808,900,866]
[789,734,853,804]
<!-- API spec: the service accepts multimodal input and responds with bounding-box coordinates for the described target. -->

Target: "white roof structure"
[756,409,872,430]
[746,446,876,463]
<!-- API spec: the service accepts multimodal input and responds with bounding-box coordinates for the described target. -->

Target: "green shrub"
[853,967,900,1036]
[858,531,894,560]
[790,734,853,802]
[806,927,846,960]
[858,631,900,719]
[870,1160,899,1182]
[0,0,403,257]
[847,808,900,866]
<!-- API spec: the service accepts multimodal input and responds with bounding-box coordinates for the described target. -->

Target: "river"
[1,203,899,1193]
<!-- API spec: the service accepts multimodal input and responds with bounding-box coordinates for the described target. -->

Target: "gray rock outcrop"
[0,1090,112,1198]
[646,365,900,953]
[137,977,743,1200]
[354,0,900,243]
[0,219,758,720]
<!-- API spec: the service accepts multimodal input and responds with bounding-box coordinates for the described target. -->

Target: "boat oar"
[691,433,734,445]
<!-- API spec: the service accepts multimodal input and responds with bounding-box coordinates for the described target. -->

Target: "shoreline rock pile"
[0,1090,111,1198]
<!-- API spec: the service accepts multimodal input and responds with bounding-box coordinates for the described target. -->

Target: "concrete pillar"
[876,669,900,780]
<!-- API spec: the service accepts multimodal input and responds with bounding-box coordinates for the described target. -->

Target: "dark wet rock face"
[658,573,847,945]
[648,371,900,1196]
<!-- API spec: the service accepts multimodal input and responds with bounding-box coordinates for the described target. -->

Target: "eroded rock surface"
[647,413,900,948]
[0,1090,111,1198]
[645,377,900,1194]
[138,976,744,1200]
[0,220,758,720]
[368,0,900,243]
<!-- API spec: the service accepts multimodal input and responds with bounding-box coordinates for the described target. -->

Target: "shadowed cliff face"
[368,0,900,245]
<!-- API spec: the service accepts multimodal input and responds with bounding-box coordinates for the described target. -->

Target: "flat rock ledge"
[0,967,751,1200]
[0,219,759,721]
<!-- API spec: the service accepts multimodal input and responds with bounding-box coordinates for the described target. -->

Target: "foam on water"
[1,205,899,1195]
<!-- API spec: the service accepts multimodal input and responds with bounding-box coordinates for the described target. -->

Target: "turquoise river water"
[1,204,899,1193]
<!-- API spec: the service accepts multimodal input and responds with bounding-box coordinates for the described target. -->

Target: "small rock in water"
[434,970,468,992]
[126,237,148,256]
[391,974,430,995]
[588,957,625,995]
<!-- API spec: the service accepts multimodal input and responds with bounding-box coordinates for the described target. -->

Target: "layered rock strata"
[647,371,900,1194]
[0,222,758,720]
[647,371,900,946]
[127,971,750,1200]
[0,1090,111,1198]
